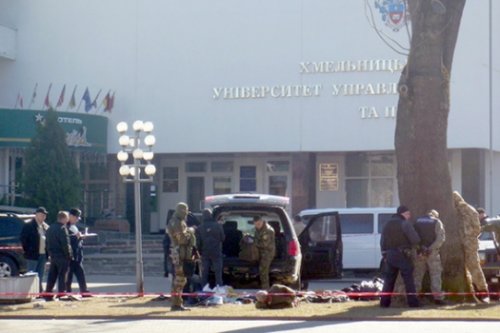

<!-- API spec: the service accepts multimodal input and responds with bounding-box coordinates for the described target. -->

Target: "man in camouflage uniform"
[413,209,447,305]
[167,202,196,311]
[253,216,275,289]
[452,191,490,303]
[255,284,298,309]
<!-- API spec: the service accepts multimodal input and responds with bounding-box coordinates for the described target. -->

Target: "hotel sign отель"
[0,108,108,153]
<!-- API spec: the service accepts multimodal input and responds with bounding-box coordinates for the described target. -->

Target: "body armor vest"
[414,216,437,247]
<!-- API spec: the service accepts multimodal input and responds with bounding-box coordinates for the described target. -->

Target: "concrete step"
[82,232,166,276]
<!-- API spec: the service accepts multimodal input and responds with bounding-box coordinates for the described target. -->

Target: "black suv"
[204,193,343,289]
[0,213,34,277]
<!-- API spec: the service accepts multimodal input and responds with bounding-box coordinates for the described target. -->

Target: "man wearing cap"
[66,208,90,296]
[167,202,196,311]
[413,209,447,305]
[254,215,276,289]
[379,205,421,308]
[20,206,49,292]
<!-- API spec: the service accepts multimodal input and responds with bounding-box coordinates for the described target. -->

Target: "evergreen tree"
[20,109,81,222]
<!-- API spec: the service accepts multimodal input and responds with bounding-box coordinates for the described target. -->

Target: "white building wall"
[0,0,497,154]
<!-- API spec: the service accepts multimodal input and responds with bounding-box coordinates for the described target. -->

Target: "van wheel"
[0,255,19,277]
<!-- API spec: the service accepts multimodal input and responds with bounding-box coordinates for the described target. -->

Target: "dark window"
[162,167,179,193]
[377,213,394,233]
[186,162,206,173]
[0,218,23,242]
[240,166,256,192]
[340,214,374,234]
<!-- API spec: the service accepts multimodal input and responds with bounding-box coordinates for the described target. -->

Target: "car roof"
[300,207,397,217]
[0,205,36,214]
[204,193,290,209]
[0,213,35,221]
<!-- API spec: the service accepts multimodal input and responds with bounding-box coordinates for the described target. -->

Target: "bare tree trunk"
[395,0,468,300]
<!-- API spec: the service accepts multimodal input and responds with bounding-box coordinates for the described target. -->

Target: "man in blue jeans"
[20,206,49,293]
[380,205,421,308]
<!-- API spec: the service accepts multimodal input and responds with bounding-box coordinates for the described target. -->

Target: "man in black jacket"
[380,205,421,308]
[66,208,90,296]
[20,206,49,292]
[44,211,73,299]
[197,209,225,288]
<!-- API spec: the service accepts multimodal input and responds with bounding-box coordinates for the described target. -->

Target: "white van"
[299,207,397,270]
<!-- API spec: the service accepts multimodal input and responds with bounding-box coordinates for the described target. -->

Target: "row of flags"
[14,83,115,113]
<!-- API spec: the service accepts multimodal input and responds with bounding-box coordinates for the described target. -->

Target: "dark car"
[0,213,34,277]
[204,193,342,289]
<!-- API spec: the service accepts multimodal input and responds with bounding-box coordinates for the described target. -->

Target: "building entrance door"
[187,176,204,212]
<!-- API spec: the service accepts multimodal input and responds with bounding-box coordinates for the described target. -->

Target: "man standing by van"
[254,216,276,289]
[413,209,446,305]
[380,205,420,308]
[167,202,196,311]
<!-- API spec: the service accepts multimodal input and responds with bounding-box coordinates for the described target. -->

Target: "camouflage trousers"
[170,262,187,306]
[464,237,488,292]
[413,252,444,300]
[259,255,274,289]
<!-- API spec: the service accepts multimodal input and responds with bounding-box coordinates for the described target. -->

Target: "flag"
[44,83,52,109]
[68,85,77,109]
[108,91,115,112]
[82,88,92,112]
[15,92,24,109]
[56,84,66,108]
[102,91,110,112]
[91,89,102,109]
[29,83,38,107]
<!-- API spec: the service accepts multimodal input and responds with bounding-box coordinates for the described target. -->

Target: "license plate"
[492,277,499,283]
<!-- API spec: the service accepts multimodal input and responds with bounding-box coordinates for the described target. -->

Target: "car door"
[299,212,342,279]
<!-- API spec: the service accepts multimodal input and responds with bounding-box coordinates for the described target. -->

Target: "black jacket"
[20,219,48,260]
[196,218,225,257]
[46,223,72,260]
[380,214,420,252]
[68,225,84,262]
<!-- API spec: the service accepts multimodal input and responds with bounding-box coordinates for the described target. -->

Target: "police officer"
[167,202,196,311]
[413,209,446,305]
[197,208,225,288]
[453,191,490,303]
[66,208,91,296]
[254,216,276,289]
[380,205,420,308]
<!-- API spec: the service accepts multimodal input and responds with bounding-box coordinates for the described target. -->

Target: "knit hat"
[397,205,409,215]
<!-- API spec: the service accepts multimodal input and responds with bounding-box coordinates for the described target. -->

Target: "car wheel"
[0,255,19,277]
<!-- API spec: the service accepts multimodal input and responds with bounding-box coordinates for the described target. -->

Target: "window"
[211,161,233,173]
[240,166,256,192]
[345,153,395,207]
[266,161,289,172]
[213,176,231,195]
[186,162,206,173]
[212,161,233,194]
[340,214,374,234]
[269,175,287,196]
[162,167,179,193]
[377,213,393,233]
[308,215,338,242]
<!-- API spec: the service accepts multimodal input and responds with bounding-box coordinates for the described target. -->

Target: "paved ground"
[4,319,500,333]
[75,274,364,296]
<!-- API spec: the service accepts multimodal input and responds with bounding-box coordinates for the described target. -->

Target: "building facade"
[0,0,498,232]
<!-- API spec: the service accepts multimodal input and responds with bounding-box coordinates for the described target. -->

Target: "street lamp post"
[116,120,156,295]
